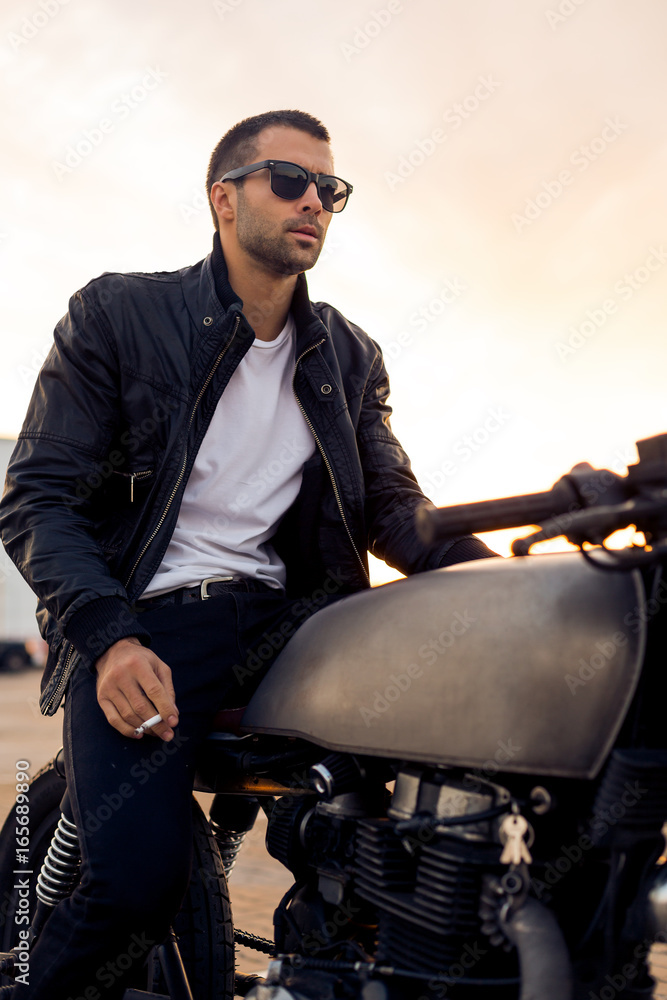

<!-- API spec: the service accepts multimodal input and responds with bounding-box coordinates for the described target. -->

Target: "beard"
[235,186,324,275]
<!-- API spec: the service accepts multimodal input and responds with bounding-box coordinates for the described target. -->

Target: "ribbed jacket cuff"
[438,535,500,566]
[64,595,151,669]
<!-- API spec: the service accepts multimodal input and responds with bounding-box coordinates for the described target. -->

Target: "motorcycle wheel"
[0,757,235,1000]
[150,796,235,1000]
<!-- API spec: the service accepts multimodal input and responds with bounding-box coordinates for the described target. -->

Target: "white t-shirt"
[142,314,316,597]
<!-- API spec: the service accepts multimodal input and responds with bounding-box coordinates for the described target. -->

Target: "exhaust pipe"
[501,895,573,1000]
[480,881,573,1000]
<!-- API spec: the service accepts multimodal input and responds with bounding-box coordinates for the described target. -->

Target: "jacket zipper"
[44,641,76,715]
[293,341,370,584]
[115,470,153,503]
[124,315,241,591]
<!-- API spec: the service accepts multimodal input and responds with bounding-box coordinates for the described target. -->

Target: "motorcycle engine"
[263,748,667,999]
[265,755,522,996]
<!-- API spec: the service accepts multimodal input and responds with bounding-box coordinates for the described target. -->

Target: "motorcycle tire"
[0,757,235,1000]
[150,796,235,1000]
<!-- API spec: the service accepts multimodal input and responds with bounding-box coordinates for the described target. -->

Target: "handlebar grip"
[417,479,581,543]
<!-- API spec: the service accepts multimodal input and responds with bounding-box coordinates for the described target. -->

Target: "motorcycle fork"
[144,929,193,1000]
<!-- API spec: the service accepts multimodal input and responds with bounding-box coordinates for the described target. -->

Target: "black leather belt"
[134,575,276,610]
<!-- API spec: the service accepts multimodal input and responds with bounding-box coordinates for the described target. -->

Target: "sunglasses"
[219,160,353,213]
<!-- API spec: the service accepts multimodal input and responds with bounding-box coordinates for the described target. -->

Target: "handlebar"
[416,480,581,544]
[416,433,667,554]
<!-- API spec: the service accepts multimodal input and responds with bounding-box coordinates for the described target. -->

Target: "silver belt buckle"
[200,576,235,600]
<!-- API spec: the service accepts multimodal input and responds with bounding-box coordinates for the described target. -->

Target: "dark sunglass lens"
[318,178,338,212]
[271,162,308,200]
[322,177,349,213]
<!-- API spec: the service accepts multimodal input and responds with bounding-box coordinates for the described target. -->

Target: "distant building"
[0,438,43,641]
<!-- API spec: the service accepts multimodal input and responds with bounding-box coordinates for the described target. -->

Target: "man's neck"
[226,255,298,342]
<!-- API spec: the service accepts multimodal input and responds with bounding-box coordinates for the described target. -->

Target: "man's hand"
[95,636,179,740]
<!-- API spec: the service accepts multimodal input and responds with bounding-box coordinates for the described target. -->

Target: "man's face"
[230,127,335,276]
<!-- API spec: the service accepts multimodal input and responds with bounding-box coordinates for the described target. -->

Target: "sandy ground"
[1,667,666,994]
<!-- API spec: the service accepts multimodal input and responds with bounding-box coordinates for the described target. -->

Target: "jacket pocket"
[111,468,154,504]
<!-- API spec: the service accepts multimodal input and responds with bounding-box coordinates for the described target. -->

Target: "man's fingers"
[139,662,178,736]
[154,660,178,716]
[98,695,145,740]
[95,638,178,739]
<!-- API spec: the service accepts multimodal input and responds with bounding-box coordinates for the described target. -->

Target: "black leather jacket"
[0,237,494,715]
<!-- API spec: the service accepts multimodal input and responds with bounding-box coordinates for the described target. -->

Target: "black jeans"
[16,587,341,1000]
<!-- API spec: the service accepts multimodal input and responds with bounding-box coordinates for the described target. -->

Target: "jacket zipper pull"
[130,474,135,503]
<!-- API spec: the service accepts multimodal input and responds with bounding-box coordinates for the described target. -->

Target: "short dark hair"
[205,110,331,230]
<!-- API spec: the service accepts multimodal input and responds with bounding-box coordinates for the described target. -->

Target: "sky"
[1,0,666,580]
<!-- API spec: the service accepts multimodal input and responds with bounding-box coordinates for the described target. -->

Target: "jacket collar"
[210,231,242,311]
[208,232,328,351]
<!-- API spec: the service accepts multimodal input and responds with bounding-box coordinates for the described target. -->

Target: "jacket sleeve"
[357,348,498,574]
[0,288,150,666]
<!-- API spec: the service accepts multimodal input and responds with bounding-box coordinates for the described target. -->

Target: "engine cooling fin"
[354,818,515,978]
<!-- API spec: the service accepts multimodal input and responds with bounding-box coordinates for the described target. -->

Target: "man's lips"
[289,226,319,242]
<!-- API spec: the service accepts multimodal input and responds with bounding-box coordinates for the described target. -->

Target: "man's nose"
[297,180,323,214]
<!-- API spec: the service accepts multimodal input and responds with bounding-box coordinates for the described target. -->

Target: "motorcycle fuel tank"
[242,552,647,779]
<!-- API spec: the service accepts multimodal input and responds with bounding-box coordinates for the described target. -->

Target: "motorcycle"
[2,432,667,1000]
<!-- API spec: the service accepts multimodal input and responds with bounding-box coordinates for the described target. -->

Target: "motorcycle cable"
[578,539,667,573]
[273,878,310,954]
[285,953,521,989]
[511,495,667,561]
[394,800,511,838]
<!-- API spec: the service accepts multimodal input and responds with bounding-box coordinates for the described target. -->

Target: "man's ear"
[210,181,235,224]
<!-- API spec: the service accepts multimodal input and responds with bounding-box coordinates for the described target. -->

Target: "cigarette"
[134,714,163,736]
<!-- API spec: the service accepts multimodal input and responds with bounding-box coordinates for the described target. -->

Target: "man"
[0,109,495,998]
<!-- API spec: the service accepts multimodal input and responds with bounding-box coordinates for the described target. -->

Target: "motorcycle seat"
[208,706,248,736]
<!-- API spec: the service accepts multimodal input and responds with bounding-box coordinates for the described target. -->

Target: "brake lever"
[511,496,667,556]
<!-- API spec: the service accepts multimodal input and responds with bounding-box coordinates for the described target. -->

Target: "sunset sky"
[2,0,666,578]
